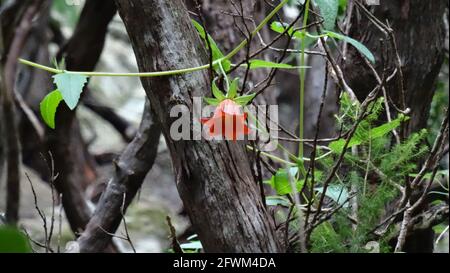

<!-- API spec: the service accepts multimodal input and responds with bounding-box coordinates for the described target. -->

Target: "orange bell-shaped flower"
[201,99,251,141]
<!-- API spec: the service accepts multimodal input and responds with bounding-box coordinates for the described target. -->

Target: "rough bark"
[77,101,161,253]
[343,0,447,135]
[115,0,282,252]
[343,0,447,252]
[0,0,45,224]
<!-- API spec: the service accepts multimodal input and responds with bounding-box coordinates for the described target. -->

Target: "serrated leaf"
[204,97,221,106]
[227,78,239,99]
[191,20,231,72]
[212,80,226,100]
[53,73,88,110]
[326,31,375,63]
[314,0,339,30]
[234,93,256,106]
[40,90,63,129]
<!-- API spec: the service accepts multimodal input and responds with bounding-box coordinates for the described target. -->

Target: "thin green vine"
[298,0,311,176]
[19,0,290,78]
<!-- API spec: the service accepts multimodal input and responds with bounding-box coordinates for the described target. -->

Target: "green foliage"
[226,78,239,99]
[234,93,257,106]
[314,0,339,30]
[40,90,63,129]
[329,113,409,153]
[377,129,429,181]
[0,227,32,253]
[310,221,347,253]
[52,72,88,110]
[179,234,203,253]
[205,76,256,106]
[51,0,80,28]
[265,167,304,195]
[212,80,226,101]
[266,196,291,207]
[315,184,349,207]
[270,21,301,38]
[39,71,88,129]
[269,22,375,63]
[338,0,348,15]
[300,93,430,253]
[247,59,297,70]
[325,31,375,63]
[191,20,231,73]
[267,91,428,253]
[203,97,221,106]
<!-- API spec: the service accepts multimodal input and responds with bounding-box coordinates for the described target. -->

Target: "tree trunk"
[343,0,447,135]
[343,0,447,252]
[115,0,282,252]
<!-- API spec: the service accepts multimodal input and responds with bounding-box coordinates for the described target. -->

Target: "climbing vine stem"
[298,0,311,172]
[18,0,289,78]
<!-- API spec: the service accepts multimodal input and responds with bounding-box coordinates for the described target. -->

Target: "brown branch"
[46,0,116,236]
[77,101,161,253]
[167,216,183,254]
[1,0,45,225]
[387,204,449,243]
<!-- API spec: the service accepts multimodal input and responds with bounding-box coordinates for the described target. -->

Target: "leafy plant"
[314,0,339,30]
[0,227,32,253]
[40,90,64,129]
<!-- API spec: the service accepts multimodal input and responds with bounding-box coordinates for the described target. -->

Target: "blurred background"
[0,0,448,252]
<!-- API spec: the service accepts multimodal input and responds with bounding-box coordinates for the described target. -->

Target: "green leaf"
[314,0,339,30]
[328,136,362,154]
[266,196,291,207]
[315,185,349,207]
[370,115,409,139]
[180,241,203,250]
[53,73,88,110]
[247,59,297,70]
[51,0,79,28]
[0,227,32,253]
[325,31,375,63]
[191,20,231,72]
[227,78,239,99]
[204,97,221,106]
[212,80,226,101]
[40,90,64,129]
[266,167,303,195]
[329,115,409,153]
[234,93,256,106]
[270,22,320,47]
[271,21,296,37]
[270,169,292,195]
